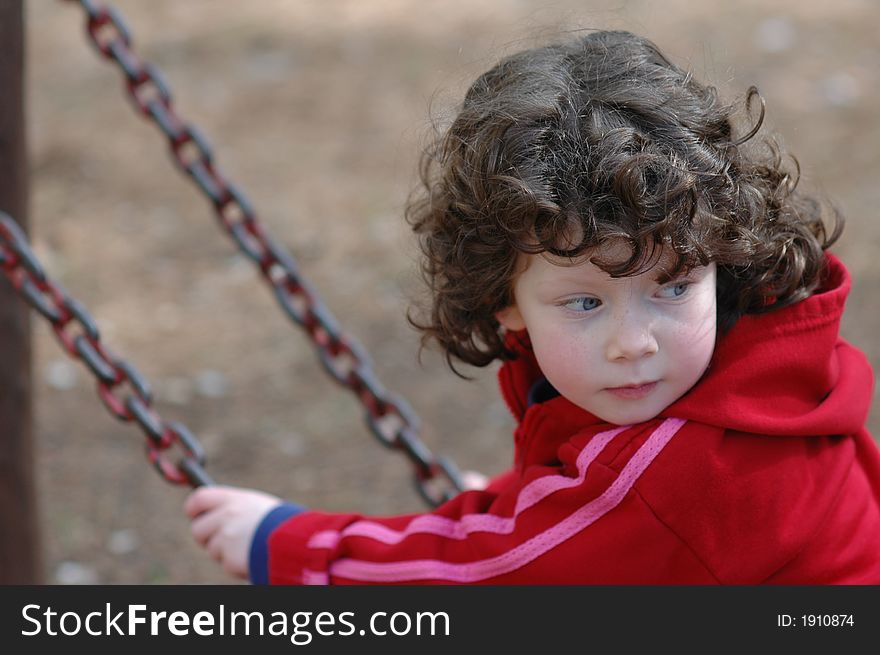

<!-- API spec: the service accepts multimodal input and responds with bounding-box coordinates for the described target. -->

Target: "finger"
[224,557,247,579]
[184,486,230,518]
[461,470,489,491]
[190,509,226,547]
[206,531,226,564]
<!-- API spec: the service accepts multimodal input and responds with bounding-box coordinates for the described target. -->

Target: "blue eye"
[563,297,601,312]
[658,282,689,298]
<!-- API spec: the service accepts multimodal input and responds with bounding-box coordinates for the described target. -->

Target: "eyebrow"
[653,265,710,284]
[652,269,679,285]
[538,265,703,291]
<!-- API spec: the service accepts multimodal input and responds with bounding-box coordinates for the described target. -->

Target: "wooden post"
[0,0,43,583]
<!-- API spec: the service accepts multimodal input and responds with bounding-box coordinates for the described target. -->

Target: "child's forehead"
[522,240,684,280]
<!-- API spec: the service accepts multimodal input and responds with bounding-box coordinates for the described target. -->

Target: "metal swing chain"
[0,212,213,488]
[58,0,466,506]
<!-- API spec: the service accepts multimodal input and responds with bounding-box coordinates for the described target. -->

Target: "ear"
[496,305,526,332]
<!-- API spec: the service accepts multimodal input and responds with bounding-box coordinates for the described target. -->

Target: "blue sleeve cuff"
[248,502,305,585]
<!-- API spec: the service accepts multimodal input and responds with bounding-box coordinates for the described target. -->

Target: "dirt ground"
[19,0,880,583]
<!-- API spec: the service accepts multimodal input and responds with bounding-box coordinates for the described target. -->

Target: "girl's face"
[497,242,717,425]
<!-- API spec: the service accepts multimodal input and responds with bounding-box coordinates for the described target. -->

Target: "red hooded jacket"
[264,254,880,583]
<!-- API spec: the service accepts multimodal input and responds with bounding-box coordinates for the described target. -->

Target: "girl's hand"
[461,470,490,491]
[184,486,282,579]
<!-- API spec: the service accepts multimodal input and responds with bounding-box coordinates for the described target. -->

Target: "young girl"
[184,30,880,584]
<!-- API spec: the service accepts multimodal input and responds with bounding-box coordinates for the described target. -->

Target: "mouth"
[605,381,658,400]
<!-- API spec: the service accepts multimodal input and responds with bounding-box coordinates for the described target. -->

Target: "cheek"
[530,324,600,386]
[669,298,717,373]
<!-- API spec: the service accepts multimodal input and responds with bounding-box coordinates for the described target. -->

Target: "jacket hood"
[498,253,874,437]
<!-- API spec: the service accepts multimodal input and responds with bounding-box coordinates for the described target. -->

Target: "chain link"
[53,0,467,505]
[0,212,213,488]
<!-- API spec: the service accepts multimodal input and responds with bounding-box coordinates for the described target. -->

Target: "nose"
[605,309,659,362]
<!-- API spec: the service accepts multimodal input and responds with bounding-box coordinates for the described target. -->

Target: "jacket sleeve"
[249,503,305,585]
[264,418,718,584]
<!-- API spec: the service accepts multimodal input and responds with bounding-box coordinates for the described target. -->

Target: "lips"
[605,381,658,400]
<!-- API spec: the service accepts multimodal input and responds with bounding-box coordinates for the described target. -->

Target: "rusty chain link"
[57,0,466,506]
[0,212,214,488]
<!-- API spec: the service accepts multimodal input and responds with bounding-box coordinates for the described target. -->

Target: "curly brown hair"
[406,30,842,374]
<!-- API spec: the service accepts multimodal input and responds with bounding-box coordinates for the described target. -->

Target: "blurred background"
[16,0,880,583]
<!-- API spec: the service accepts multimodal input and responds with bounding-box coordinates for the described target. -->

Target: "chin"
[596,405,663,426]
